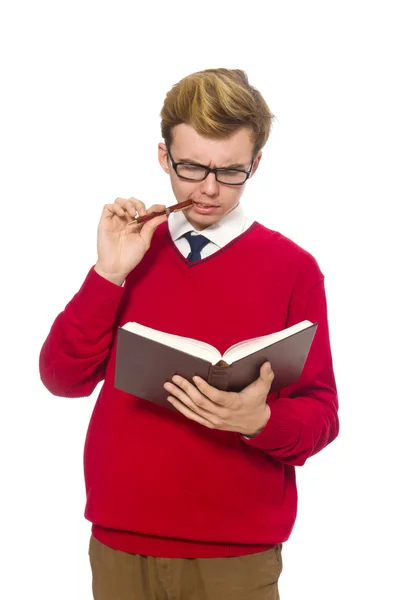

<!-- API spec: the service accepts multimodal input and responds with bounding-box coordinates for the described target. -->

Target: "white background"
[1,1,396,598]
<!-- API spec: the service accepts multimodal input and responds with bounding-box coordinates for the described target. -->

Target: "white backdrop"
[1,1,396,599]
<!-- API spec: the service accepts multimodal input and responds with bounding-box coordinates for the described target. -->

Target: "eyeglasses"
[167,147,253,186]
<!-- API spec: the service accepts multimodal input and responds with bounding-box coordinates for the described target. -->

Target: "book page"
[223,320,313,363]
[122,322,222,364]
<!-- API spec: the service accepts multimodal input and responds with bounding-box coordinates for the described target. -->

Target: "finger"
[102,198,140,221]
[146,203,167,214]
[167,396,217,429]
[139,213,168,243]
[164,380,203,411]
[165,378,224,416]
[192,376,229,406]
[119,197,147,218]
[125,204,167,231]
[102,202,127,219]
[110,197,146,220]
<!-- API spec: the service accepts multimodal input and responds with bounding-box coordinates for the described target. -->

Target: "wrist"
[94,263,126,286]
[243,404,271,439]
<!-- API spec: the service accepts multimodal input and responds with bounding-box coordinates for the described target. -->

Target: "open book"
[114,320,318,410]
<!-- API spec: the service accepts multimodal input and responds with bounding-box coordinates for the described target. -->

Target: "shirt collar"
[168,202,248,249]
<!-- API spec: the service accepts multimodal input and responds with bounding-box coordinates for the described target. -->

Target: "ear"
[249,151,262,178]
[158,142,169,173]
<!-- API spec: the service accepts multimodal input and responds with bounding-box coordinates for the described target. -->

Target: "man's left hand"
[163,361,274,437]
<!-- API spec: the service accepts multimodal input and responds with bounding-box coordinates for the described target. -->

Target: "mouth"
[192,201,219,214]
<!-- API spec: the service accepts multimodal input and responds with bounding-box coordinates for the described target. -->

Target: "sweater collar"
[168,202,248,249]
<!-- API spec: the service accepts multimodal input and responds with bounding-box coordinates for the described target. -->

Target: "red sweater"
[39,221,339,558]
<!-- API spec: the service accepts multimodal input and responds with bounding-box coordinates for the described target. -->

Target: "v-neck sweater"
[39,221,339,558]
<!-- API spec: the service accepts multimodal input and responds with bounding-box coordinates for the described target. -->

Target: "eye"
[221,170,243,178]
[177,164,207,179]
[181,164,206,173]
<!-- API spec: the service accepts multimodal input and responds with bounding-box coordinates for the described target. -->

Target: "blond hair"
[160,68,274,156]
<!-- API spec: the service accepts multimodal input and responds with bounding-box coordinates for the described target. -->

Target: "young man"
[39,68,339,600]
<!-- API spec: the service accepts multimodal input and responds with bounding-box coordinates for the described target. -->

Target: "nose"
[200,172,219,196]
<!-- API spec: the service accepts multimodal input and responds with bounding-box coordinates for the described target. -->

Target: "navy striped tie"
[184,232,210,262]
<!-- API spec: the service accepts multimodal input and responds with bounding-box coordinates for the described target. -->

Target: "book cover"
[114,323,318,410]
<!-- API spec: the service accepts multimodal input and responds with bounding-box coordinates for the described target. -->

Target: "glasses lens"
[176,164,248,185]
[216,170,247,185]
[176,165,208,180]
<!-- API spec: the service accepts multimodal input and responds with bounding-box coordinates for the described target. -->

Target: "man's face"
[158,124,262,230]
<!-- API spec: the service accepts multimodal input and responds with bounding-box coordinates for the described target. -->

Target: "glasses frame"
[166,147,254,186]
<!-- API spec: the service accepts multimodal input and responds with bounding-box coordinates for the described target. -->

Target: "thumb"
[259,361,274,384]
[140,214,168,246]
[243,361,274,397]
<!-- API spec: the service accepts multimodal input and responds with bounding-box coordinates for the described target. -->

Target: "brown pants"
[89,535,282,600]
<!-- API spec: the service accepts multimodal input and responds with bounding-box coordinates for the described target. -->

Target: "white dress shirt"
[168,202,254,257]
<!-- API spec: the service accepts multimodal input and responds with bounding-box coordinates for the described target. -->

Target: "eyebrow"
[177,158,248,170]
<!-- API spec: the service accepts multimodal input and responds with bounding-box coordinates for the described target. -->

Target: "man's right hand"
[94,197,168,285]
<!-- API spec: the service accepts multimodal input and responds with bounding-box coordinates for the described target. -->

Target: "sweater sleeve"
[39,267,126,397]
[242,264,339,466]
